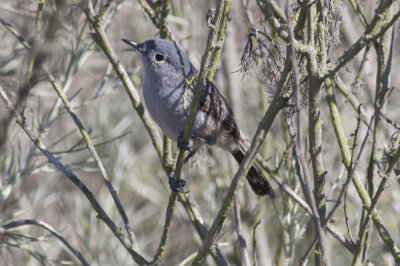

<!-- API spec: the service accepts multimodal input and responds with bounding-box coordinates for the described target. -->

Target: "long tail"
[232,149,274,197]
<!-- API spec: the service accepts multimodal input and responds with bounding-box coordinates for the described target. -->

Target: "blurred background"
[0,0,399,265]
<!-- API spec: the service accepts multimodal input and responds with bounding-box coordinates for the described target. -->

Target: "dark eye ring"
[155,53,164,62]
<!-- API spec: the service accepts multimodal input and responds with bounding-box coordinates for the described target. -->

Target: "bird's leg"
[183,149,198,164]
[177,131,216,149]
[177,131,216,164]
[172,131,216,193]
[177,132,196,164]
[177,131,194,152]
[190,134,216,145]
[168,170,188,193]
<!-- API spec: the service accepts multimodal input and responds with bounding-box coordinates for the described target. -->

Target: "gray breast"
[143,76,188,141]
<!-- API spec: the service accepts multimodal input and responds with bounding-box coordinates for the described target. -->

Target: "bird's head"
[122,38,195,80]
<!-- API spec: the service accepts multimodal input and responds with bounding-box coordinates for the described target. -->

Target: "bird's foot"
[178,131,216,164]
[177,131,193,152]
[183,150,197,164]
[177,131,216,149]
[169,170,188,194]
[190,134,216,145]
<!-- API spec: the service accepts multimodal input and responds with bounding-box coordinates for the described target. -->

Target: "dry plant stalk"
[0,0,399,265]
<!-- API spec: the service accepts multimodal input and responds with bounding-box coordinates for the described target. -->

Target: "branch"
[80,1,228,264]
[0,86,150,265]
[256,156,355,253]
[1,15,138,249]
[324,0,400,78]
[255,0,314,56]
[45,71,138,247]
[192,53,290,265]
[325,74,400,262]
[158,0,170,38]
[234,195,251,266]
[353,21,396,265]
[206,0,231,82]
[79,1,164,162]
[324,79,363,226]
[1,219,89,266]
[152,0,231,264]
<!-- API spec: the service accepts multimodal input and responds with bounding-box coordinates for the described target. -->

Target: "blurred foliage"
[0,0,399,265]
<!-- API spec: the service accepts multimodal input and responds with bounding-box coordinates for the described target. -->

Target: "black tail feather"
[232,150,274,197]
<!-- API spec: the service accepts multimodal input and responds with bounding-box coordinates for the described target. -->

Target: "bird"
[122,38,274,197]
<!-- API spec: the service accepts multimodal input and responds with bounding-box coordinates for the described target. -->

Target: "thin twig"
[1,219,89,266]
[353,23,397,265]
[0,86,150,265]
[45,70,137,247]
[252,218,261,266]
[298,238,318,266]
[192,47,290,265]
[343,189,354,244]
[334,77,369,126]
[234,195,251,266]
[256,156,355,253]
[79,1,164,162]
[324,82,366,226]
[287,0,329,263]
[153,0,230,264]
[1,16,138,248]
[326,65,400,262]
[325,1,400,78]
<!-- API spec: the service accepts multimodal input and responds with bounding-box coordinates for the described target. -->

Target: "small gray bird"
[122,38,273,197]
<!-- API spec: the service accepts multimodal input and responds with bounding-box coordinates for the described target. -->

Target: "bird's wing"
[197,78,241,140]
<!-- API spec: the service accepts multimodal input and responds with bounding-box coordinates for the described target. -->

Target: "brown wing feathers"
[199,79,240,140]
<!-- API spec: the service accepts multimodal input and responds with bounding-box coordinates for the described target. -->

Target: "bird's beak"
[121,39,145,53]
[121,39,137,48]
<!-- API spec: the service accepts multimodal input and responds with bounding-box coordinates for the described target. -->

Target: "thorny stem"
[158,0,173,169]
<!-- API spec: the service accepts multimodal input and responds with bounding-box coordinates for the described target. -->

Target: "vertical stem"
[353,11,394,264]
[159,0,170,38]
[192,57,290,266]
[234,195,251,266]
[207,0,231,82]
[155,1,229,265]
[328,74,400,264]
[307,0,328,264]
[158,0,173,172]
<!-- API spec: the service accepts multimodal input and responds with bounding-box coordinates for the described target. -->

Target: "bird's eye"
[155,53,164,62]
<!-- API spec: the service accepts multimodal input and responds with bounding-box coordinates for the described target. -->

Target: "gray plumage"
[122,38,273,196]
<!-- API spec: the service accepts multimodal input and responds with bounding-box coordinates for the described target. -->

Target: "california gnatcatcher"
[122,38,273,197]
